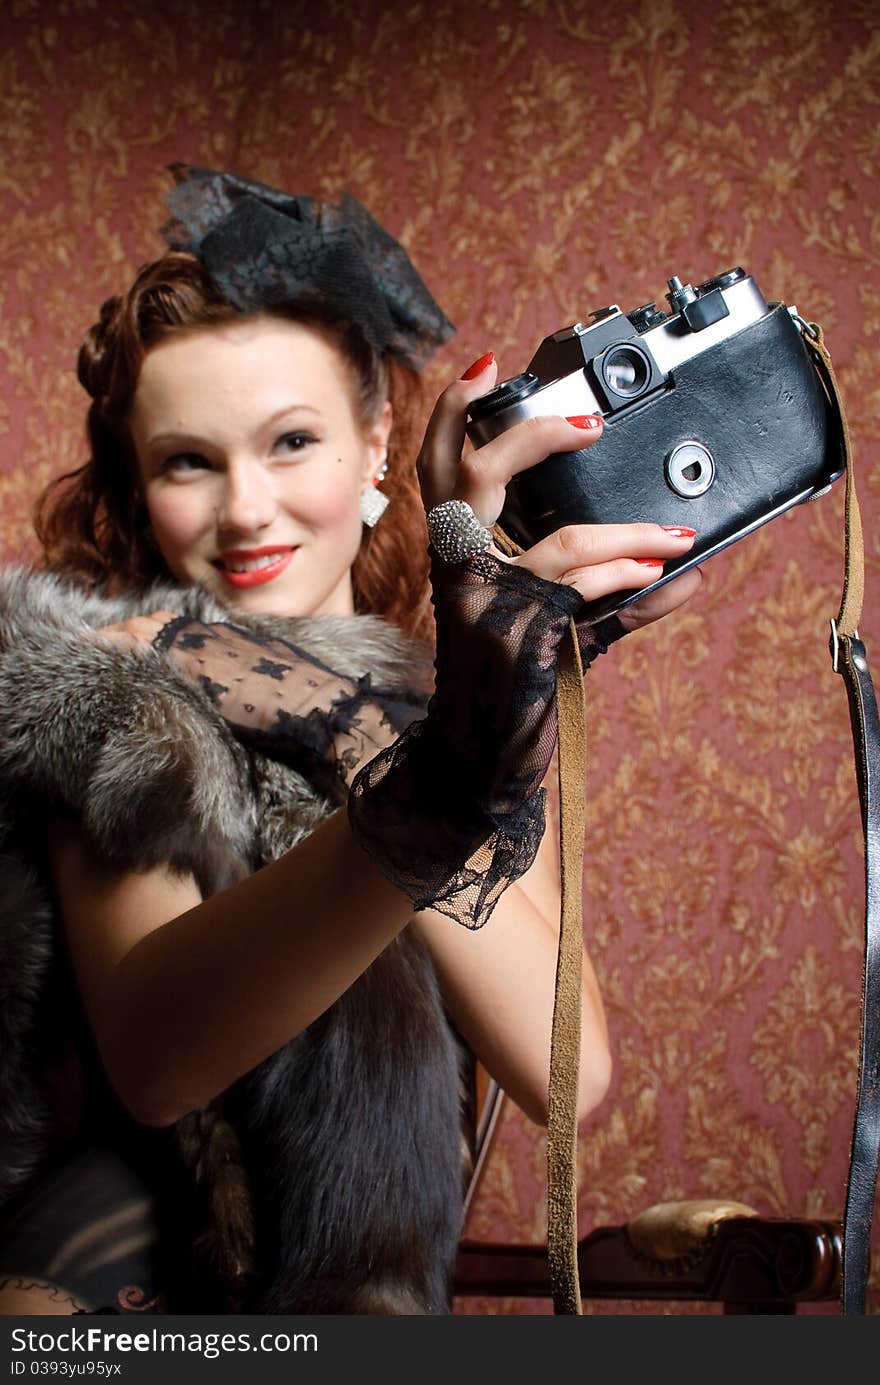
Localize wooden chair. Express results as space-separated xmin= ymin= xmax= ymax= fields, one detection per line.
xmin=455 ymin=1079 xmax=843 ymax=1315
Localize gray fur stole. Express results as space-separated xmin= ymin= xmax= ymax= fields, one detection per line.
xmin=0 ymin=568 xmax=465 ymax=1314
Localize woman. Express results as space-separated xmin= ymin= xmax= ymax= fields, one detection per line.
xmin=0 ymin=168 xmax=700 ymax=1315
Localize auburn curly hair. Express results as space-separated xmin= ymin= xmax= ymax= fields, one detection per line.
xmin=36 ymin=252 xmax=434 ymax=642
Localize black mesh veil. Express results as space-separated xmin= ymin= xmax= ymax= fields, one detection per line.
xmin=161 ymin=165 xmax=454 ymax=370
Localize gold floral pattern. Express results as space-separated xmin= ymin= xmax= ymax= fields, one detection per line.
xmin=752 ymin=946 xmax=858 ymax=1175
xmin=0 ymin=0 xmax=877 ymax=1315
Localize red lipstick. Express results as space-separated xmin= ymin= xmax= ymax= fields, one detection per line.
xmin=214 ymin=546 xmax=296 ymax=589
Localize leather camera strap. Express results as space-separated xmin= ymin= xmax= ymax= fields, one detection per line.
xmin=546 ymin=627 xmax=587 ymax=1314
xmin=804 ymin=323 xmax=878 ymax=1316
xmin=500 ymin=319 xmax=877 ymax=1317
xmin=491 ymin=525 xmax=586 ymax=1314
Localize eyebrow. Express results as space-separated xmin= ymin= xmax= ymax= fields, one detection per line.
xmin=145 ymin=404 xmax=324 ymax=452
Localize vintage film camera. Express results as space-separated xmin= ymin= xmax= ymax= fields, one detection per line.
xmin=466 ymin=268 xmax=844 ymax=622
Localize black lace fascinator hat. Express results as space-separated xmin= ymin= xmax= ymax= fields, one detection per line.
xmin=161 ymin=164 xmax=455 ymax=371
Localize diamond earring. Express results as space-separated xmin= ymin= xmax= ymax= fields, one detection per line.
xmin=360 ymin=461 xmax=389 ymax=528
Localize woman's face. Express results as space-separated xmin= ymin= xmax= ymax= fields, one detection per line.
xmin=130 ymin=317 xmax=391 ymax=617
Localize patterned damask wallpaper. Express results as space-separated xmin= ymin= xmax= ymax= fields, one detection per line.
xmin=1 ymin=0 xmax=877 ymax=1315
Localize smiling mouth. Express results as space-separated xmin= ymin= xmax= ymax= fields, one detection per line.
xmin=214 ymin=548 xmax=297 ymax=588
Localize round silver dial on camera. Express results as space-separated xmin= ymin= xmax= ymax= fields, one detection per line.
xmin=665 ymin=441 xmax=715 ymax=497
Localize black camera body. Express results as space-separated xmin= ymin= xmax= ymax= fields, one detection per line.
xmin=466 ymin=269 xmax=844 ymax=622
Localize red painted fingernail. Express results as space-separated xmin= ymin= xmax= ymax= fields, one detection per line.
xmin=461 ymin=351 xmax=495 ymax=380
xmin=566 ymin=414 xmax=603 ymax=429
xmin=635 ymin=558 xmax=665 ymax=567
xmin=661 ymin=526 xmax=696 ymax=538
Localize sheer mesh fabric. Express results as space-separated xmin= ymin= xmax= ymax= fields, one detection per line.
xmin=151 ymin=556 xmax=623 ymax=930
xmin=152 ymin=618 xmax=423 ymax=797
xmin=162 ymin=166 xmax=455 ymax=370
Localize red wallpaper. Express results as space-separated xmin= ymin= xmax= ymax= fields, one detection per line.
xmin=0 ymin=0 xmax=877 ymax=1314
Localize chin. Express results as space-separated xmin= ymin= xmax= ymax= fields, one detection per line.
xmin=181 ymin=554 xmax=355 ymax=620
xmin=216 ymin=577 xmax=348 ymax=621
xmin=218 ymin=585 xmax=311 ymax=618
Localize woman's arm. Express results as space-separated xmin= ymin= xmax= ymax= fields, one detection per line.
xmin=48 ymin=808 xmax=413 ymax=1129
xmin=69 ymin=614 xmax=611 ymax=1128
xmin=50 ymin=791 xmax=608 ymax=1132
xmin=412 ymin=813 xmax=611 ymax=1128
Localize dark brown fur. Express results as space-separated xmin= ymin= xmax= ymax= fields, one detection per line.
xmin=0 ymin=568 xmax=463 ymax=1314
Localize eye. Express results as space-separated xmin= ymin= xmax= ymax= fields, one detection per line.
xmin=160 ymin=452 xmax=210 ymax=476
xmin=274 ymin=431 xmax=317 ymax=456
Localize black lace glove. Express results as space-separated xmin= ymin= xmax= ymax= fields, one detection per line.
xmin=347 ymin=551 xmax=624 ymax=928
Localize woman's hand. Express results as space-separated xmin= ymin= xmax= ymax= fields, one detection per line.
xmin=96 ymin=611 xmax=179 ymax=651
xmin=416 ymin=352 xmax=702 ymax=633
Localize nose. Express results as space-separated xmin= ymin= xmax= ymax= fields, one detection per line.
xmin=216 ymin=460 xmax=278 ymax=537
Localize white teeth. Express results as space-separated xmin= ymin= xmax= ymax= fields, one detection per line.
xmin=219 ymin=552 xmax=287 ymax=573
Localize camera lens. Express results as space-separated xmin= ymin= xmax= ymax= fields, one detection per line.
xmin=601 ymin=344 xmax=650 ymax=398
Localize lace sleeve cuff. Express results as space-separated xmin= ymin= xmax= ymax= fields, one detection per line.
xmin=347 ymin=551 xmax=619 ymax=929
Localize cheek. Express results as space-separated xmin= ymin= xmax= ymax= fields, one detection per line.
xmin=145 ymin=490 xmax=207 ymax=569
xmin=284 ymin=465 xmax=363 ymax=533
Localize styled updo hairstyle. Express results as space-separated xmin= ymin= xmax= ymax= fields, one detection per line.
xmin=36 ymin=252 xmax=433 ymax=641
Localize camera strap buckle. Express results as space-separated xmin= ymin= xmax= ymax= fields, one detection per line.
xmin=790 ymin=308 xmax=822 ymax=343
xmin=829 ymin=617 xmax=860 ymax=674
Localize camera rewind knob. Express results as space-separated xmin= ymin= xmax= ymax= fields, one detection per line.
xmin=666 ymin=275 xmax=732 ymax=332
xmin=666 ymin=276 xmax=698 ymax=313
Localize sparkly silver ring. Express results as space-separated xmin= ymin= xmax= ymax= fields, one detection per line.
xmin=426 ymin=500 xmax=493 ymax=564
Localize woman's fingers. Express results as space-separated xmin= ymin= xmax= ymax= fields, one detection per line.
xmin=515 ymin=523 xmax=698 ymax=601
xmin=616 ymin=566 xmax=704 ymax=631
xmin=424 ymin=411 xmax=604 ymax=526
xmin=454 ymin=414 xmax=603 ymax=527
xmin=95 ymin=611 xmax=179 ymax=650
xmin=417 ymin=353 xmax=498 ymax=513
xmin=417 ymin=351 xmax=604 ymax=523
